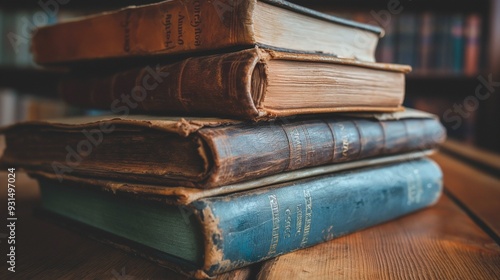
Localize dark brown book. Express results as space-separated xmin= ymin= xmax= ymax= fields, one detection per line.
xmin=60 ymin=48 xmax=411 ymax=120
xmin=0 ymin=110 xmax=445 ymax=189
xmin=32 ymin=0 xmax=383 ymax=65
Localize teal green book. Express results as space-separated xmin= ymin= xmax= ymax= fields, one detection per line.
xmin=36 ymin=157 xmax=442 ymax=279
xmin=451 ymin=14 xmax=465 ymax=74
xmin=396 ymin=14 xmax=417 ymax=67
xmin=0 ymin=10 xmax=4 ymax=65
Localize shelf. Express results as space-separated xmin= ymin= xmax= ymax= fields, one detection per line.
xmin=406 ymin=75 xmax=487 ymax=97
xmin=0 ymin=67 xmax=63 ymax=98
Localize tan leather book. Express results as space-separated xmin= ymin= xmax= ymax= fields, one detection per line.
xmin=32 ymin=0 xmax=384 ymax=65
xmin=0 ymin=110 xmax=444 ymax=189
xmin=60 ymin=48 xmax=411 ymax=120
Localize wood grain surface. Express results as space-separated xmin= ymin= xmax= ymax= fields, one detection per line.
xmin=431 ymin=152 xmax=500 ymax=237
xmin=1 ymin=151 xmax=499 ymax=279
xmin=257 ymin=195 xmax=500 ymax=280
xmin=440 ymin=139 xmax=500 ymax=173
xmin=0 ymin=172 xmax=253 ymax=280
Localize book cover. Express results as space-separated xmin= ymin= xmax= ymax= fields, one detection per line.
xmin=396 ymin=14 xmax=417 ymax=68
xmin=35 ymin=158 xmax=443 ymax=278
xmin=0 ymin=110 xmax=446 ymax=188
xmin=418 ymin=12 xmax=434 ymax=74
xmin=451 ymin=14 xmax=465 ymax=74
xmin=58 ymin=47 xmax=411 ymax=120
xmin=464 ymin=14 xmax=481 ymax=76
xmin=32 ymin=0 xmax=383 ymax=65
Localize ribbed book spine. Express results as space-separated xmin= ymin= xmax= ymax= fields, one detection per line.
xmin=201 ymin=117 xmax=445 ymax=186
xmin=192 ymin=158 xmax=443 ymax=275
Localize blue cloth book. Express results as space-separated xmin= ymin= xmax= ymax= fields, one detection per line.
xmin=35 ymin=157 xmax=442 ymax=279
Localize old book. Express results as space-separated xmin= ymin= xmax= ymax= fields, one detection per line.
xmin=0 ymin=110 xmax=445 ymax=188
xmin=34 ymin=158 xmax=443 ymax=278
xmin=59 ymin=48 xmax=411 ymax=120
xmin=32 ymin=0 xmax=383 ymax=65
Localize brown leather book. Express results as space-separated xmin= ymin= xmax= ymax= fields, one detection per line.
xmin=0 ymin=110 xmax=445 ymax=189
xmin=32 ymin=0 xmax=384 ymax=65
xmin=60 ymin=48 xmax=411 ymax=120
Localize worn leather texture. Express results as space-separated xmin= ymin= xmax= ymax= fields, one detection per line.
xmin=25 ymin=151 xmax=434 ymax=207
xmin=33 ymin=0 xmax=255 ymax=64
xmin=60 ymin=48 xmax=411 ymax=120
xmin=32 ymin=0 xmax=382 ymax=65
xmin=1 ymin=115 xmax=445 ymax=188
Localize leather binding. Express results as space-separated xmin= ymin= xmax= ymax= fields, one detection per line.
xmin=0 ymin=111 xmax=445 ymax=188
xmin=32 ymin=0 xmax=383 ymax=65
xmin=59 ymin=48 xmax=411 ymax=120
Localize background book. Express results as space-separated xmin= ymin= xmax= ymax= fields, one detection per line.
xmin=0 ymin=88 xmax=80 ymax=127
xmin=325 ymin=8 xmax=492 ymax=150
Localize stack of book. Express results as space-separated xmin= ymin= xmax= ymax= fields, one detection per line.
xmin=0 ymin=0 xmax=446 ymax=278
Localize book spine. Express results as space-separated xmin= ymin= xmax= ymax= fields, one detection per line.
xmin=464 ymin=14 xmax=481 ymax=76
xmin=60 ymin=49 xmax=262 ymax=119
xmin=396 ymin=14 xmax=416 ymax=67
xmin=193 ymin=158 xmax=443 ymax=276
xmin=0 ymin=10 xmax=4 ymax=65
xmin=376 ymin=16 xmax=395 ymax=63
xmin=198 ymin=117 xmax=446 ymax=187
xmin=2 ymin=13 xmax=17 ymax=67
xmin=433 ymin=15 xmax=450 ymax=74
xmin=32 ymin=0 xmax=255 ymax=65
xmin=451 ymin=14 xmax=465 ymax=74
xmin=418 ymin=12 xmax=434 ymax=75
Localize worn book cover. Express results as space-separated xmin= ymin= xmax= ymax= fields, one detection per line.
xmin=32 ymin=0 xmax=384 ymax=65
xmin=0 ymin=110 xmax=445 ymax=188
xmin=34 ymin=158 xmax=443 ymax=279
xmin=59 ymin=48 xmax=411 ymax=120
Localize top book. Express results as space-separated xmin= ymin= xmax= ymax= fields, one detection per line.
xmin=32 ymin=0 xmax=384 ymax=65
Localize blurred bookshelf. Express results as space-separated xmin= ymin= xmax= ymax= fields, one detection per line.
xmin=303 ymin=0 xmax=500 ymax=153
xmin=0 ymin=0 xmax=499 ymax=152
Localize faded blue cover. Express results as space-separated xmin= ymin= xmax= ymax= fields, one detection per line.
xmin=193 ymin=158 xmax=442 ymax=275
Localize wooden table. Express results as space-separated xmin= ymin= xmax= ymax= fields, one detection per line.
xmin=1 ymin=149 xmax=499 ymax=279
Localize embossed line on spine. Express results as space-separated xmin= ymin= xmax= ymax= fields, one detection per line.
xmin=379 ymin=121 xmax=388 ymax=155
xmin=177 ymin=58 xmax=192 ymax=112
xmin=351 ymin=120 xmax=364 ymax=159
xmin=279 ymin=121 xmax=293 ymax=173
xmin=230 ymin=0 xmax=243 ymax=44
xmin=303 ymin=125 xmax=313 ymax=167
xmin=210 ymin=129 xmax=234 ymax=185
xmin=323 ymin=120 xmax=337 ymax=162
xmin=228 ymin=55 xmax=258 ymax=117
